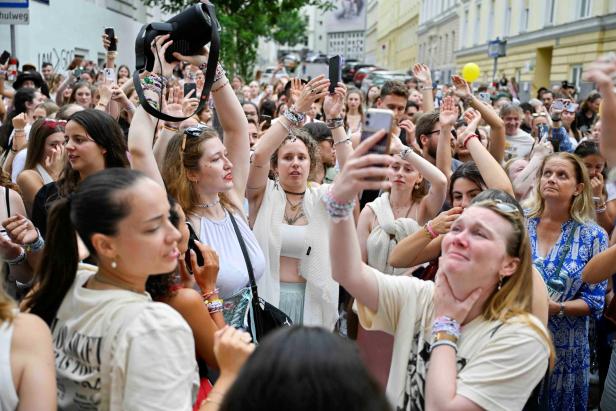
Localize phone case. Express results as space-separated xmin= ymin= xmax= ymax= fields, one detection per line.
xmin=361 ymin=109 xmax=394 ymax=155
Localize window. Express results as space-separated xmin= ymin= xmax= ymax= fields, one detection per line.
xmin=520 ymin=0 xmax=529 ymax=33
xmin=473 ymin=4 xmax=481 ymax=45
xmin=571 ymin=65 xmax=583 ymax=87
xmin=461 ymin=9 xmax=469 ymax=48
xmin=577 ymin=0 xmax=591 ymax=18
xmin=503 ymin=1 xmax=511 ymax=37
xmin=487 ymin=0 xmax=495 ymax=40
xmin=545 ymin=0 xmax=556 ymax=25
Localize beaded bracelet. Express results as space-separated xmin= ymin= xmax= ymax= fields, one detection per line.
xmin=23 ymin=229 xmax=44 ymax=254
xmin=322 ymin=187 xmax=355 ymax=222
xmin=205 ymin=298 xmax=224 ymax=314
xmin=326 ymin=117 xmax=344 ymax=129
xmin=463 ymin=133 xmax=479 ymax=149
xmin=333 ymin=137 xmax=352 ymax=147
xmin=424 ymin=221 xmax=438 ymax=239
xmin=432 ymin=315 xmax=461 ymax=340
xmin=202 ymin=288 xmax=220 ymax=301
xmin=283 ymin=106 xmax=305 ymax=126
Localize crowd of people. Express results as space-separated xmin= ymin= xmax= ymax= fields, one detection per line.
xmin=0 ymin=25 xmax=616 ymax=411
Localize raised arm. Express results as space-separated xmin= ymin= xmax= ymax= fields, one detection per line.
xmin=437 ymin=96 xmax=456 ymax=180
xmin=452 ymin=75 xmax=505 ymax=163
xmin=405 ymin=148 xmax=447 ymax=224
xmin=583 ymin=58 xmax=616 ymax=166
xmin=458 ymin=110 xmax=514 ymax=196
xmin=323 ymin=82 xmax=354 ymax=168
xmin=246 ymin=76 xmax=329 ymax=219
xmin=511 ymin=141 xmax=551 ymax=200
xmin=329 ymin=131 xmax=394 ymax=312
xmin=414 ymin=64 xmax=434 ymax=113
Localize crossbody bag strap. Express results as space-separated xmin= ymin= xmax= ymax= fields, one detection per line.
xmin=132 ymin=2 xmax=220 ymax=123
xmin=553 ymin=221 xmax=578 ymax=275
xmin=5 ymin=186 xmax=10 ymax=217
xmin=228 ymin=213 xmax=259 ymax=300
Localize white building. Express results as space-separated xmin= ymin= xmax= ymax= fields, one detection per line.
xmin=0 ymin=0 xmax=168 ymax=73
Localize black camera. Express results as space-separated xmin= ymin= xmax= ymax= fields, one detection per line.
xmin=133 ymin=1 xmax=221 ymax=122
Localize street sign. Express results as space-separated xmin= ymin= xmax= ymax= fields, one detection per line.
xmin=0 ymin=0 xmax=29 ymax=25
xmin=488 ymin=39 xmax=507 ymax=58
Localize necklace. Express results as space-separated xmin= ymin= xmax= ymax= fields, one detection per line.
xmin=283 ymin=188 xmax=306 ymax=196
xmin=196 ymin=198 xmax=220 ymax=208
xmin=286 ymin=196 xmax=303 ymax=211
xmin=93 ymin=272 xmax=145 ymax=294
xmin=284 ymin=207 xmax=305 ymax=225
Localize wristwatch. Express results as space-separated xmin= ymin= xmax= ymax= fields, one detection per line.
xmin=551 ymin=114 xmax=561 ymax=122
xmin=557 ymin=302 xmax=565 ymax=318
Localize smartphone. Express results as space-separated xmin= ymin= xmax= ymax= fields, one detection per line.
xmin=73 ymin=68 xmax=84 ymax=78
xmin=552 ymin=100 xmax=564 ymax=111
xmin=184 ymin=224 xmax=204 ymax=274
xmin=478 ymin=92 xmax=491 ymax=104
xmin=103 ymin=67 xmax=115 ymax=82
xmin=361 ymin=109 xmax=394 ymax=155
xmin=104 ymin=27 xmax=117 ymax=52
xmin=184 ymin=82 xmax=197 ymax=97
xmin=328 ymin=55 xmax=342 ymax=94
xmin=0 ymin=51 xmax=9 ymax=65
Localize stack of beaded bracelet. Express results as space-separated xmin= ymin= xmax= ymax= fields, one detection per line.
xmin=326 ymin=117 xmax=344 ymax=129
xmin=593 ymin=196 xmax=607 ymax=214
xmin=202 ymin=288 xmax=223 ymax=314
xmin=430 ymin=315 xmax=461 ymax=353
xmin=322 ymin=187 xmax=355 ymax=222
xmin=141 ymin=74 xmax=168 ymax=110
xmin=24 ymin=229 xmax=44 ymax=254
xmin=6 ymin=248 xmax=26 ymax=266
xmin=283 ymin=105 xmax=305 ymax=126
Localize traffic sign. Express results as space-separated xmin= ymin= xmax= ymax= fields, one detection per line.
xmin=0 ymin=0 xmax=29 ymax=25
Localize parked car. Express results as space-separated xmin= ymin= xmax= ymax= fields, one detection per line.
xmin=306 ymin=53 xmax=329 ymax=64
xmin=259 ymin=66 xmax=289 ymax=85
xmin=360 ymin=70 xmax=411 ymax=95
xmin=353 ymin=66 xmax=383 ymax=88
xmin=342 ymin=63 xmax=375 ymax=83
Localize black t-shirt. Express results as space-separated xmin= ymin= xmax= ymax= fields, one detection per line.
xmin=32 ymin=182 xmax=60 ymax=239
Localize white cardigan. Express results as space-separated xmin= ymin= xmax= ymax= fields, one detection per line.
xmin=253 ymin=179 xmax=339 ymax=329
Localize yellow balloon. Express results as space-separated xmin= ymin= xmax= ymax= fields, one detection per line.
xmin=462 ymin=63 xmax=481 ymax=83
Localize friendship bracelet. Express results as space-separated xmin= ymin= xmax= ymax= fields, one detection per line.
xmin=424 ymin=221 xmax=438 ymax=239
xmin=202 ymin=288 xmax=220 ymax=301
xmin=400 ymin=146 xmax=413 ymax=162
xmin=430 ymin=339 xmax=458 ymax=353
xmin=432 ymin=315 xmax=461 ymax=340
xmin=326 ymin=117 xmax=344 ymax=129
xmin=333 ymin=137 xmax=351 ymax=147
xmin=6 ymin=248 xmax=26 ymax=266
xmin=283 ymin=107 xmax=305 ymax=126
xmin=463 ymin=133 xmax=479 ymax=149
xmin=23 ymin=229 xmax=44 ymax=253
xmin=211 ymin=79 xmax=229 ymax=93
xmin=322 ymin=187 xmax=355 ymax=222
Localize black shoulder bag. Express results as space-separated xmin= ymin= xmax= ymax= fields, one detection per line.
xmin=228 ymin=213 xmax=292 ymax=343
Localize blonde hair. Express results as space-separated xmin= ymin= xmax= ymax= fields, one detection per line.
xmin=0 ymin=267 xmax=16 ymax=323
xmin=471 ymin=201 xmax=555 ymax=368
xmin=525 ymin=152 xmax=595 ymax=223
xmin=162 ymin=129 xmax=236 ymax=214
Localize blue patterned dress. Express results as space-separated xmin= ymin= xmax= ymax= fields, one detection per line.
xmin=526 ymin=217 xmax=608 ymax=411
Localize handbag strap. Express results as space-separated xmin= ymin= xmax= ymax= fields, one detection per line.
xmin=552 ymin=221 xmax=578 ymax=275
xmin=228 ymin=213 xmax=259 ymax=300
xmin=132 ymin=2 xmax=220 ymax=123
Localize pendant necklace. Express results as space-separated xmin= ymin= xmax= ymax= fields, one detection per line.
xmin=196 ymin=198 xmax=220 ymax=208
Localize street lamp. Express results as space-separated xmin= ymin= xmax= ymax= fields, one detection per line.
xmin=488 ymin=38 xmax=507 ymax=81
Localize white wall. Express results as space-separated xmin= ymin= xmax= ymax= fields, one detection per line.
xmin=0 ymin=0 xmax=167 ymax=73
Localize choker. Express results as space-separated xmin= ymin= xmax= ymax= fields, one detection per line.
xmin=93 ymin=273 xmax=145 ymax=294
xmin=283 ymin=189 xmax=306 ymax=196
xmin=196 ymin=198 xmax=220 ymax=208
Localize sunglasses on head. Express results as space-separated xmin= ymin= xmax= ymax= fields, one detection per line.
xmin=182 ymin=123 xmax=213 ymax=151
xmin=473 ymin=199 xmax=521 ymax=215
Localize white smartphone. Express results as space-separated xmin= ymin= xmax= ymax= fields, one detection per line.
xmin=361 ymin=108 xmax=394 ymax=155
xmin=103 ymin=67 xmax=115 ymax=82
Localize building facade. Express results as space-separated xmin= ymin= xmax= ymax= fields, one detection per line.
xmin=455 ymin=0 xmax=616 ymax=100
xmin=325 ymin=0 xmax=367 ymax=61
xmin=374 ymin=0 xmax=420 ymax=70
xmin=0 ymin=0 xmax=167 ymax=73
xmin=417 ymin=0 xmax=459 ymax=84
xmin=364 ymin=0 xmax=378 ymax=64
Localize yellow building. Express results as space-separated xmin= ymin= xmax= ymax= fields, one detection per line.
xmin=455 ymin=0 xmax=616 ymax=100
xmin=369 ymin=0 xmax=421 ymax=70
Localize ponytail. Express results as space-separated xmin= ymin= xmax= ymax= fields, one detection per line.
xmin=23 ymin=198 xmax=79 ymax=326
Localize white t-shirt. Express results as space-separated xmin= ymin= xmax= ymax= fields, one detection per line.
xmin=357 ymin=267 xmax=549 ymax=411
xmin=11 ymin=149 xmax=27 ymax=183
xmin=52 ymin=265 xmax=199 ymax=411
xmin=504 ymin=129 xmax=535 ymax=161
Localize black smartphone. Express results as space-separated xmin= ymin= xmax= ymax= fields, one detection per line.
xmin=104 ymin=27 xmax=117 ymax=52
xmin=0 ymin=51 xmax=10 ymax=65
xmin=184 ymin=82 xmax=197 ymax=97
xmin=328 ymin=55 xmax=342 ymax=94
xmin=184 ymin=224 xmax=204 ymax=274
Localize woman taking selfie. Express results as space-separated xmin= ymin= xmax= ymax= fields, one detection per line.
xmin=328 ymin=132 xmax=552 ymax=410
xmin=246 ymin=76 xmax=351 ymax=328
xmin=22 ymin=168 xmax=199 ymax=410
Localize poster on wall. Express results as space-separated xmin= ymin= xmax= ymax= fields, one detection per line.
xmin=325 ymin=0 xmax=366 ymax=33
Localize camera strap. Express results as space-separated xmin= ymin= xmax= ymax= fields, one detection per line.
xmin=132 ymin=2 xmax=220 ymax=123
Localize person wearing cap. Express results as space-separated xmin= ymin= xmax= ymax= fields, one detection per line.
xmin=560 ymin=80 xmax=577 ymax=101
xmin=12 ymin=71 xmax=50 ymax=99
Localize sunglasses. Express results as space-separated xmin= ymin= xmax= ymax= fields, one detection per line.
xmin=43 ymin=118 xmax=67 ymax=128
xmin=532 ymin=113 xmax=547 ymax=118
xmin=182 ymin=123 xmax=213 ymax=151
xmin=473 ymin=199 xmax=521 ymax=215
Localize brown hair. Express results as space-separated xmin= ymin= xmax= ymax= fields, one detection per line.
xmin=162 ymin=128 xmax=236 ymax=214
xmin=24 ymin=118 xmax=65 ymax=170
xmin=414 ymin=111 xmax=440 ymax=148
xmin=271 ymin=128 xmax=318 ymax=175
xmin=0 ymin=271 xmax=16 ymax=323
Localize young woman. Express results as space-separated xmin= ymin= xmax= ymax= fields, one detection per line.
xmin=525 ymin=152 xmax=608 ymax=410
xmin=68 ymin=81 xmax=93 ymax=109
xmin=31 ymin=109 xmax=129 ymax=237
xmin=328 ymin=132 xmax=552 ymax=410
xmin=130 ymin=35 xmax=257 ymax=323
xmin=366 ymin=85 xmax=380 ymax=109
xmin=357 ymin=142 xmax=447 ymax=274
xmin=0 ymin=277 xmax=55 ymax=411
xmin=576 ymin=92 xmax=601 ymax=134
xmin=16 ymin=118 xmax=65 ymax=215
xmin=117 ymin=64 xmax=130 ymax=82
xmin=22 ymin=168 xmax=199 ymax=410
xmin=246 ymin=76 xmax=351 ymax=328
xmin=344 ymin=88 xmax=364 ymax=136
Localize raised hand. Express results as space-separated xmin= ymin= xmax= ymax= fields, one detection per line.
xmin=293 ymin=75 xmax=330 ymax=113
xmin=151 ymin=34 xmax=176 ymax=78
xmin=289 ymin=77 xmax=303 ymax=105
xmin=190 ymin=240 xmax=220 ymax=293
xmin=413 ymin=63 xmax=432 ymax=86
xmin=451 ymin=75 xmax=471 ymax=99
xmin=2 ymin=215 xmax=39 ymax=245
xmin=429 ymin=207 xmax=463 ymax=236
xmin=172 ymin=46 xmax=209 ymax=68
xmin=583 ymin=56 xmax=616 ymax=89
xmin=439 ymin=96 xmax=458 ymax=127
xmin=323 ymin=82 xmax=347 ymax=119
xmin=12 ymin=112 xmax=27 ymax=130
xmin=43 ymin=144 xmax=65 ymax=179
xmin=330 ymin=130 xmax=394 ymax=203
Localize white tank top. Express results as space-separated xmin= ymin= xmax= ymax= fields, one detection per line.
xmin=0 ymin=312 xmax=19 ymax=411
xmin=198 ymin=210 xmax=266 ymax=299
xmin=280 ymin=224 xmax=308 ymax=259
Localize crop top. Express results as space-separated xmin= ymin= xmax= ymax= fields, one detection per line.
xmin=280 ymin=224 xmax=308 ymax=259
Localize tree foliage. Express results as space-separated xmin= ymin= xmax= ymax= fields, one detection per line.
xmin=141 ymin=0 xmax=334 ymax=80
